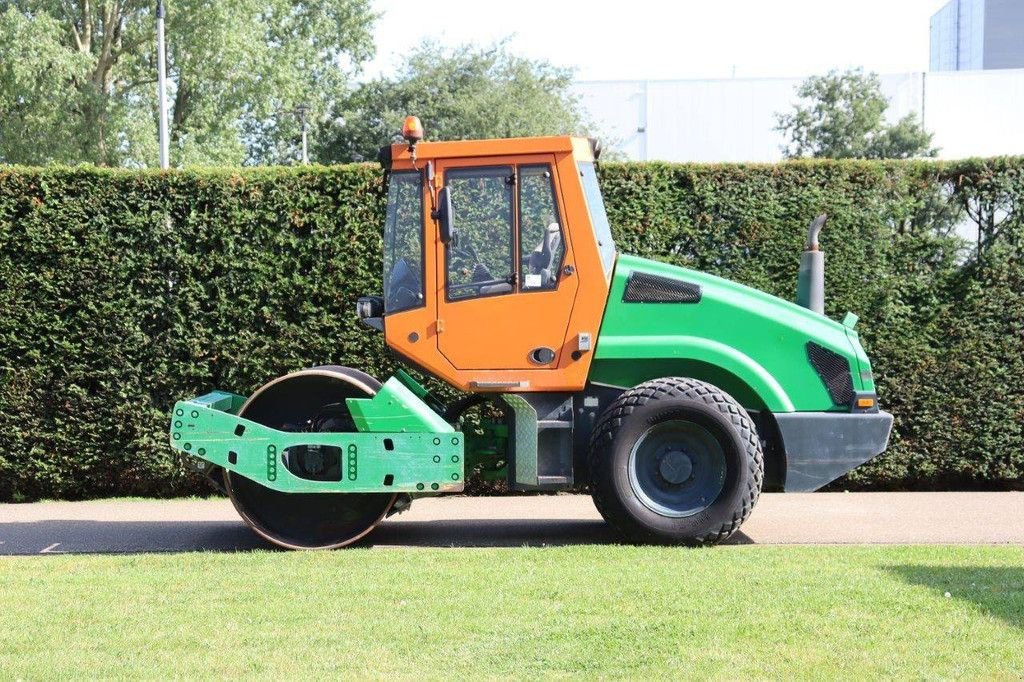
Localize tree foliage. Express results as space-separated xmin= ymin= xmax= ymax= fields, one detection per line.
xmin=0 ymin=0 xmax=376 ymax=166
xmin=776 ymin=68 xmax=937 ymax=160
xmin=0 ymin=9 xmax=93 ymax=165
xmin=318 ymin=42 xmax=588 ymax=163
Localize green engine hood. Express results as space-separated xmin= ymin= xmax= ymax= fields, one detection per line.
xmin=590 ymin=254 xmax=874 ymax=413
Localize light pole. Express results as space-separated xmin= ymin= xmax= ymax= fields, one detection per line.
xmin=156 ymin=0 xmax=170 ymax=169
xmin=295 ymin=103 xmax=310 ymax=164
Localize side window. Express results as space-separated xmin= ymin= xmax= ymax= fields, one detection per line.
xmin=445 ymin=167 xmax=515 ymax=301
xmin=578 ymin=161 xmax=615 ymax=277
xmin=382 ymin=171 xmax=424 ymax=313
xmin=518 ymin=165 xmax=564 ymax=291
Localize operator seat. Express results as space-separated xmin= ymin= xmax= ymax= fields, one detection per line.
xmin=477 ymin=223 xmax=561 ymax=296
xmin=527 ymin=223 xmax=561 ymax=287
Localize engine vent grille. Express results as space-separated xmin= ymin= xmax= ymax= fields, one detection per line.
xmin=623 ymin=272 xmax=702 ymax=303
xmin=806 ymin=342 xmax=855 ymax=407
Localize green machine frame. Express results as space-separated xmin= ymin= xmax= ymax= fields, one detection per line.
xmin=169 ymin=375 xmax=465 ymax=494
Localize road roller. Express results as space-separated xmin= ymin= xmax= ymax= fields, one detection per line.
xmin=169 ymin=117 xmax=894 ymax=549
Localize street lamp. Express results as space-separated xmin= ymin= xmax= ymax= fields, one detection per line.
xmin=156 ymin=0 xmax=169 ymax=169
xmin=294 ymin=103 xmax=311 ymax=164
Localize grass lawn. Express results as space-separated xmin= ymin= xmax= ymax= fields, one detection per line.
xmin=1 ymin=545 xmax=1022 ymax=679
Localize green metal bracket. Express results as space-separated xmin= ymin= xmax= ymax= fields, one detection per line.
xmin=394 ymin=368 xmax=430 ymax=401
xmin=169 ymin=390 xmax=464 ymax=494
xmin=189 ymin=390 xmax=247 ymax=414
xmin=346 ymin=377 xmax=452 ymax=433
xmin=393 ymin=368 xmax=447 ymax=415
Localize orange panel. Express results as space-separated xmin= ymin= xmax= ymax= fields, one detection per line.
xmin=434 ymin=155 xmax=577 ymax=371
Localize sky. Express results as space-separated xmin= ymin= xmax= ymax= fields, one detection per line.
xmin=366 ymin=0 xmax=952 ymax=82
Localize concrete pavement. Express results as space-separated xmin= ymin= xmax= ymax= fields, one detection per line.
xmin=1 ymin=492 xmax=1022 ymax=554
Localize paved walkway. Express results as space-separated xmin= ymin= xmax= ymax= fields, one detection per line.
xmin=1 ymin=492 xmax=1022 ymax=554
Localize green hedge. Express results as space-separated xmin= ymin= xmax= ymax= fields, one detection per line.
xmin=0 ymin=159 xmax=1021 ymax=501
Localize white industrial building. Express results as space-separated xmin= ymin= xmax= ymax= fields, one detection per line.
xmin=574 ymin=69 xmax=1024 ymax=162
xmin=930 ymin=0 xmax=1024 ymax=71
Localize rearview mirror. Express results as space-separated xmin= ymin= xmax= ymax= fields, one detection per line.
xmin=433 ymin=186 xmax=454 ymax=244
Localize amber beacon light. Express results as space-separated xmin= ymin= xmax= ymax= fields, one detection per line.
xmin=402 ymin=115 xmax=424 ymax=148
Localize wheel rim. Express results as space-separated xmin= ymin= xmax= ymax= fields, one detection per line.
xmin=627 ymin=419 xmax=727 ymax=518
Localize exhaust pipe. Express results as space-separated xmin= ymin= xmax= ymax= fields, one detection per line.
xmin=796 ymin=214 xmax=827 ymax=315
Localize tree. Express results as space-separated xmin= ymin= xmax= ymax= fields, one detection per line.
xmin=0 ymin=1 xmax=376 ymax=166
xmin=318 ymin=42 xmax=589 ymax=163
xmin=776 ymin=68 xmax=937 ymax=160
xmin=0 ymin=9 xmax=93 ymax=165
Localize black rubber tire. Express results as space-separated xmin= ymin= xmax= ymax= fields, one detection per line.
xmin=588 ymin=377 xmax=764 ymax=545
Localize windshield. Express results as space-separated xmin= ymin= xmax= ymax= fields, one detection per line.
xmin=578 ymin=161 xmax=616 ymax=277
xmin=383 ymin=171 xmax=424 ymax=313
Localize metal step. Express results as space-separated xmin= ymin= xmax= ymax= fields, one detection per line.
xmin=501 ymin=394 xmax=575 ymax=491
xmin=536 ymin=475 xmax=572 ymax=487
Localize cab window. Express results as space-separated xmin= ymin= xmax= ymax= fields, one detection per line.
xmin=382 ymin=171 xmax=424 ymax=313
xmin=445 ymin=167 xmax=515 ymax=301
xmin=518 ymin=165 xmax=564 ymax=291
xmin=578 ymin=161 xmax=615 ymax=277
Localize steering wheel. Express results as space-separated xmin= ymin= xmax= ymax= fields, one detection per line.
xmin=446 ymin=237 xmax=513 ymax=297
xmin=385 ymin=257 xmax=423 ymax=311
xmin=448 ymin=239 xmax=483 ymax=275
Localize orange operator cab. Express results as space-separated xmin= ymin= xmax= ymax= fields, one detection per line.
xmin=376 ymin=132 xmax=613 ymax=393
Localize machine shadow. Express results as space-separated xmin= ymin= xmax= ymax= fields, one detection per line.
xmin=0 ymin=518 xmax=756 ymax=554
xmin=886 ymin=564 xmax=1024 ymax=629
xmin=372 ymin=518 xmax=619 ymax=547
xmin=0 ymin=520 xmax=274 ymax=555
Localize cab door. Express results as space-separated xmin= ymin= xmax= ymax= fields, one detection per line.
xmin=435 ymin=156 xmax=578 ymax=371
